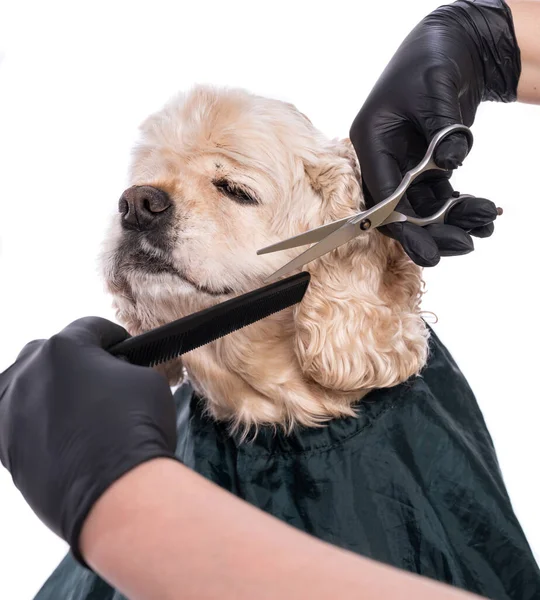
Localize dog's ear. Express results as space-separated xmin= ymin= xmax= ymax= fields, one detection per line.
xmin=293 ymin=139 xmax=429 ymax=392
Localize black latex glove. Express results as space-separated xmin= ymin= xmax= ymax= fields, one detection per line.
xmin=350 ymin=0 xmax=521 ymax=266
xmin=0 ymin=317 xmax=177 ymax=566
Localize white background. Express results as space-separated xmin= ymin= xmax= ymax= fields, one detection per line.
xmin=0 ymin=1 xmax=538 ymax=598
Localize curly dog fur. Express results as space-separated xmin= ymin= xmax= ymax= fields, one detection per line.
xmin=102 ymin=85 xmax=429 ymax=435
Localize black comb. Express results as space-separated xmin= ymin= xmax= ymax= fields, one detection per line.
xmin=108 ymin=271 xmax=310 ymax=367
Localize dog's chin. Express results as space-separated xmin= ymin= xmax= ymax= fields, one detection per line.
xmin=172 ymin=269 xmax=234 ymax=297
xmin=133 ymin=263 xmax=234 ymax=298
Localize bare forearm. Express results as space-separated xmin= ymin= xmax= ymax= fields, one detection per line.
xmin=80 ymin=458 xmax=483 ymax=600
xmin=508 ymin=1 xmax=540 ymax=103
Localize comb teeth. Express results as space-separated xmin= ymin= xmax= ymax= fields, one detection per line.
xmin=109 ymin=272 xmax=310 ymax=367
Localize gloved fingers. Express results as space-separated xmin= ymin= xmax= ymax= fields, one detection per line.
xmin=427 ymin=173 xmax=455 ymax=204
xmin=15 ymin=339 xmax=46 ymax=362
xmin=424 ymin=223 xmax=474 ymax=256
xmin=384 ymin=221 xmax=441 ymax=267
xmin=445 ymin=197 xmax=499 ymax=230
xmin=351 ymin=120 xmax=407 ymax=207
xmin=57 ymin=317 xmax=130 ymax=350
xmin=469 ymin=223 xmax=495 ymax=238
xmin=0 ymin=341 xmax=45 ymax=398
xmin=370 ymin=183 xmax=442 ymax=267
xmin=433 ymin=132 xmax=471 ymax=170
xmin=360 ymin=151 xmax=405 ymax=207
xmin=414 ymin=89 xmax=473 ymax=169
xmin=407 ymin=179 xmax=452 ymax=216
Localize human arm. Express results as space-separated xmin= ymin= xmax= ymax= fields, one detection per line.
xmin=0 ymin=317 xmax=484 ymax=599
xmin=81 ymin=457 xmax=483 ymax=600
xmin=508 ymin=1 xmax=540 ymax=103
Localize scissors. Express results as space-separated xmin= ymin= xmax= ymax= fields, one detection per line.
xmin=258 ymin=123 xmax=477 ymax=282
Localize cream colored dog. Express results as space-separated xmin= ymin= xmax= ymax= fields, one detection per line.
xmin=102 ymin=85 xmax=428 ymax=435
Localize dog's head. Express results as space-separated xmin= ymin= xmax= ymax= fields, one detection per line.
xmin=102 ymin=85 xmax=428 ymax=430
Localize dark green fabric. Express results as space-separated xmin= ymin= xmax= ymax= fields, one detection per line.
xmin=34 ymin=329 xmax=540 ymax=600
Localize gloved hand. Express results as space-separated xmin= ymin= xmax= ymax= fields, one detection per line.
xmin=0 ymin=317 xmax=177 ymax=566
xmin=350 ymin=0 xmax=521 ymax=266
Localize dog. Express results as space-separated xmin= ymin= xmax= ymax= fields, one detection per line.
xmin=102 ymin=85 xmax=428 ymax=435
xmin=37 ymin=88 xmax=538 ymax=599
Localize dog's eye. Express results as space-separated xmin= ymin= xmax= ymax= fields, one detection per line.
xmin=214 ymin=179 xmax=258 ymax=206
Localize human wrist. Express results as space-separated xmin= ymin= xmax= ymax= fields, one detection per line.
xmin=506 ymin=1 xmax=540 ymax=104
xmin=431 ymin=0 xmax=521 ymax=102
xmin=70 ymin=449 xmax=178 ymax=568
xmin=79 ymin=458 xmax=179 ymax=569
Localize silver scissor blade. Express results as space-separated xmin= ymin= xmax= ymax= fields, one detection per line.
xmin=264 ymin=221 xmax=359 ymax=282
xmin=379 ymin=211 xmax=408 ymax=225
xmin=257 ymin=215 xmax=352 ymax=255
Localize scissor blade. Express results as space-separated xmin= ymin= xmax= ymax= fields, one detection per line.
xmin=257 ymin=215 xmax=352 ymax=255
xmin=264 ymin=221 xmax=359 ymax=282
xmin=379 ymin=211 xmax=408 ymax=226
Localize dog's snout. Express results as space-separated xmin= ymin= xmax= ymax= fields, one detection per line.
xmin=119 ymin=186 xmax=172 ymax=231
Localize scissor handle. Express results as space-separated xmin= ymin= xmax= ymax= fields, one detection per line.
xmin=350 ymin=123 xmax=473 ymax=230
xmin=409 ymin=194 xmax=474 ymax=227
xmin=410 ymin=123 xmax=473 ymax=179
xmin=383 ymin=194 xmax=475 ymax=227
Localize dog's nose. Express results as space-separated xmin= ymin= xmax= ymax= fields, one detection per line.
xmin=119 ymin=186 xmax=172 ymax=231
